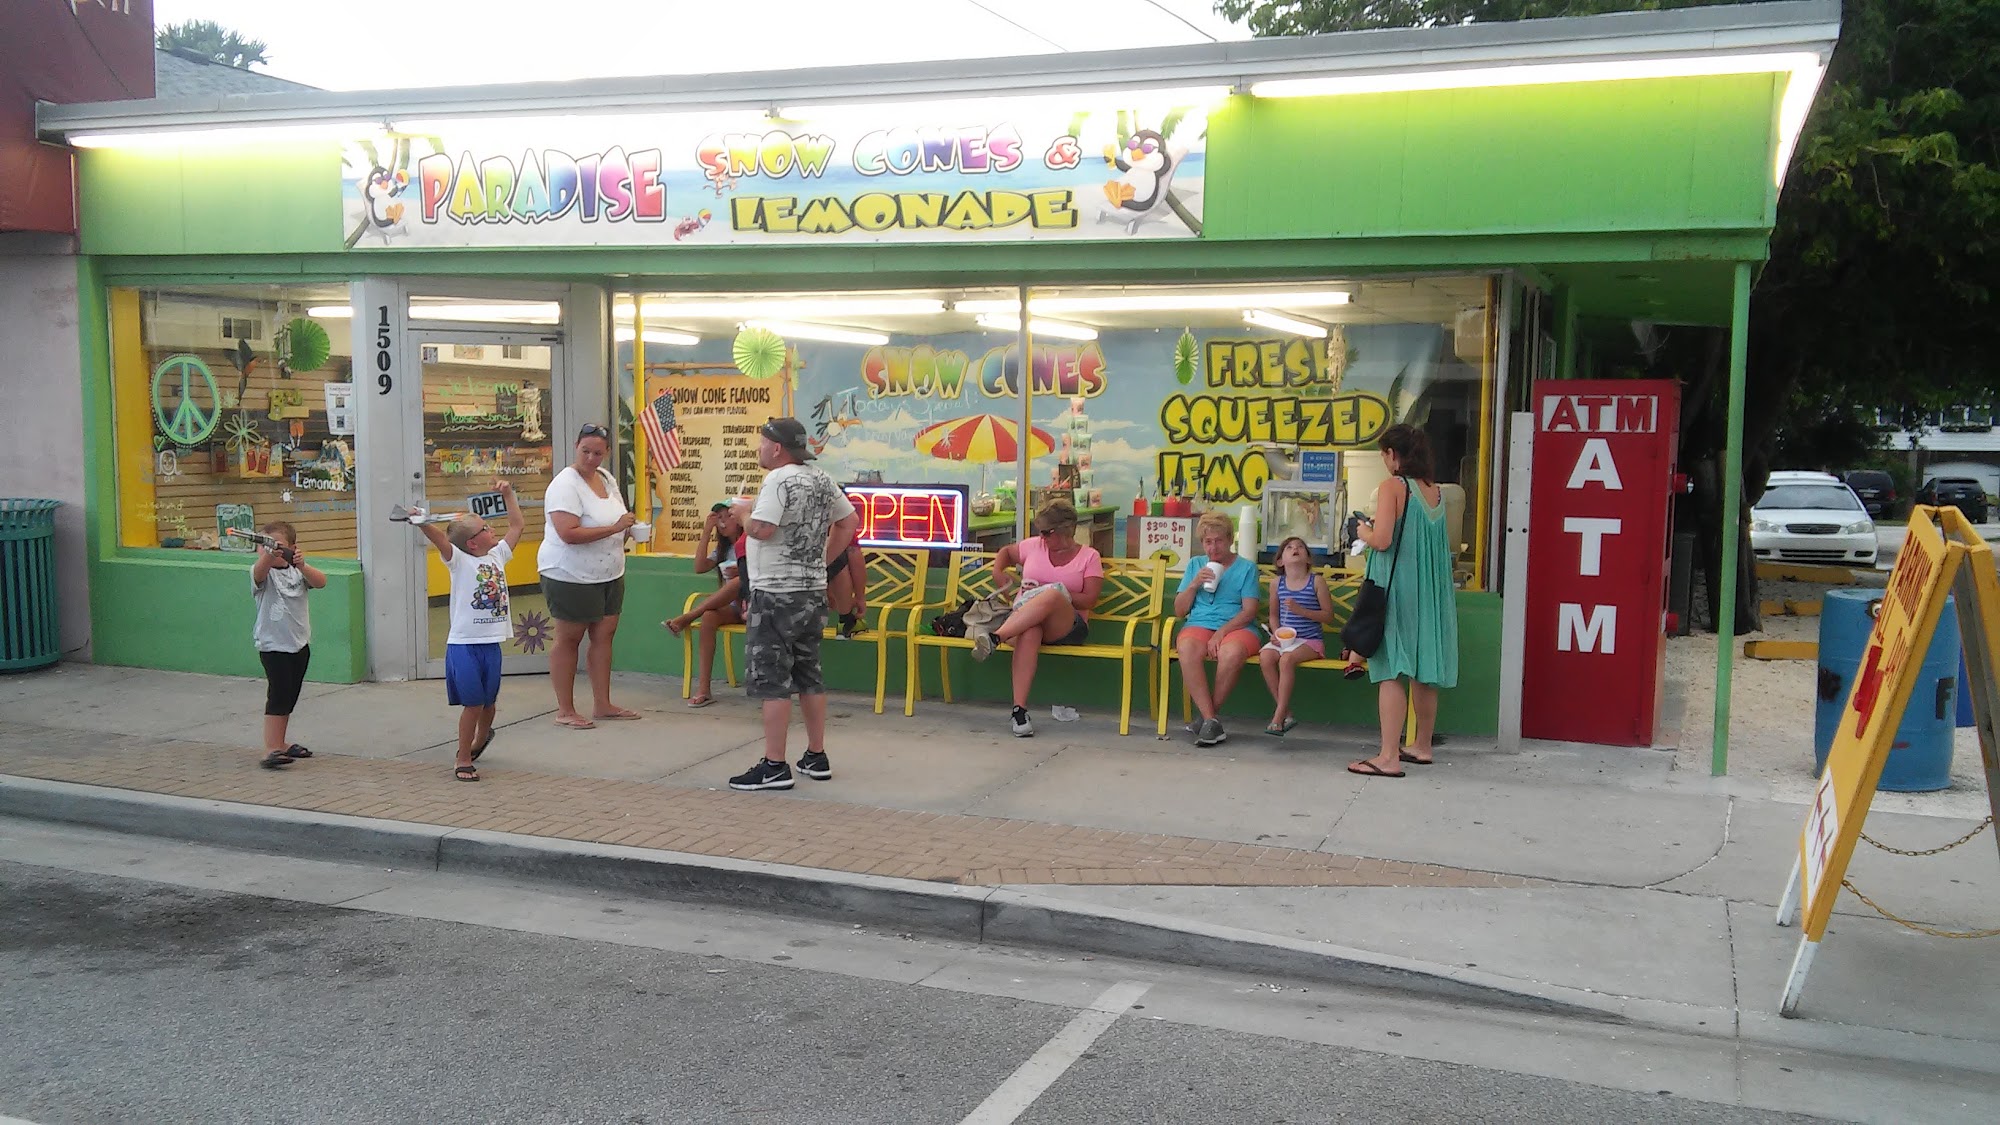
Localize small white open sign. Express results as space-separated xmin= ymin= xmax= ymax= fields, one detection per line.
xmin=466 ymin=491 xmax=508 ymax=518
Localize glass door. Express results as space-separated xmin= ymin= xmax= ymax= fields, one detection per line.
xmin=410 ymin=329 xmax=563 ymax=677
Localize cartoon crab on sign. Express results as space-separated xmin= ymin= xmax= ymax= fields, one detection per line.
xmin=512 ymin=609 xmax=553 ymax=655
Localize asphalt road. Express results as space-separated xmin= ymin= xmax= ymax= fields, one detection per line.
xmin=0 ymin=847 xmax=1846 ymax=1125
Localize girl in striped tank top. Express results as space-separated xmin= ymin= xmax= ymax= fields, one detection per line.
xmin=1261 ymin=536 xmax=1334 ymax=735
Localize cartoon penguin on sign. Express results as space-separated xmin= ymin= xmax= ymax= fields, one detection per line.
xmin=359 ymin=165 xmax=410 ymax=244
xmin=1098 ymin=129 xmax=1179 ymax=235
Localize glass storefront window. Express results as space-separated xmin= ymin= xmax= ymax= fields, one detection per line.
xmin=111 ymin=285 xmax=361 ymax=557
xmin=610 ymin=275 xmax=1497 ymax=586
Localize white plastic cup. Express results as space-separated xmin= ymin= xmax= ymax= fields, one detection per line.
xmin=1201 ymin=560 xmax=1224 ymax=591
xmin=629 ymin=522 xmax=652 ymax=540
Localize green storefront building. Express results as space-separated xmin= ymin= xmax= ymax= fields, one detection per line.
xmin=34 ymin=2 xmax=1839 ymax=744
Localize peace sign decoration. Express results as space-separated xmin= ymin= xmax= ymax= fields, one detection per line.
xmin=151 ymin=354 xmax=222 ymax=445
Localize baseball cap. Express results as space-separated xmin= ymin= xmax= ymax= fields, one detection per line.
xmin=760 ymin=417 xmax=816 ymax=460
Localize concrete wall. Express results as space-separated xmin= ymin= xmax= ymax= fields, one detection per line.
xmin=0 ymin=236 xmax=90 ymax=658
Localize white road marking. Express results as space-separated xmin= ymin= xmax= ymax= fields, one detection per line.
xmin=1 ymin=1116 xmax=50 ymax=1124
xmin=959 ymin=979 xmax=1152 ymax=1125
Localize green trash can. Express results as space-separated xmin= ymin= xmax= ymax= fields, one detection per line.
xmin=0 ymin=499 xmax=63 ymax=672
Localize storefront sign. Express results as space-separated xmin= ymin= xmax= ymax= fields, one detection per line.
xmin=645 ymin=372 xmax=777 ymax=555
xmin=844 ymin=484 xmax=968 ymax=550
xmin=1155 ymin=336 xmax=1389 ymax=504
xmin=1520 ymin=381 xmax=1679 ymax=746
xmin=341 ymin=100 xmax=1212 ymax=249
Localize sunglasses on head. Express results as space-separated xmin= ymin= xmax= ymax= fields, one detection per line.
xmin=577 ymin=423 xmax=611 ymax=440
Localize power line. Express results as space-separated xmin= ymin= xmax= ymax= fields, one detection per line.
xmin=963 ymin=0 xmax=1069 ymax=52
xmin=1140 ymin=0 xmax=1220 ymax=41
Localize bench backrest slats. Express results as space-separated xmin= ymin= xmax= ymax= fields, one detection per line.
xmin=860 ymin=548 xmax=929 ymax=608
xmin=942 ymin=551 xmax=1164 ymax=623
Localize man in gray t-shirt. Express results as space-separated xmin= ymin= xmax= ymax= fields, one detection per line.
xmin=728 ymin=418 xmax=858 ymax=792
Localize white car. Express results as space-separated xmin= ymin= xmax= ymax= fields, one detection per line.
xmin=1751 ymin=471 xmax=1877 ymax=566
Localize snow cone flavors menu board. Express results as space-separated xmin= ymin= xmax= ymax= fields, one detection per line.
xmin=643 ymin=372 xmax=776 ymax=556
xmin=340 ymin=98 xmax=1213 ymax=248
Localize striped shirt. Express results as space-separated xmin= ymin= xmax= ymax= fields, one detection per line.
xmin=1274 ymin=571 xmax=1324 ymax=642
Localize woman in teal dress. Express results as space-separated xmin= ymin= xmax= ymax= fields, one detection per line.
xmin=1348 ymin=424 xmax=1458 ymax=778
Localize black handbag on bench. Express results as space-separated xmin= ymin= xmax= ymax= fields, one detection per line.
xmin=1340 ymin=476 xmax=1409 ymax=659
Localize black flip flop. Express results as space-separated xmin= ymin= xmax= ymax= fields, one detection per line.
xmin=471 ymin=731 xmax=493 ymax=761
xmin=259 ymin=751 xmax=292 ymax=770
xmin=454 ymin=764 xmax=480 ymax=782
xmin=1347 ymin=759 xmax=1405 ymax=778
xmin=1398 ymin=752 xmax=1433 ymax=766
xmin=283 ymin=743 xmax=312 ymax=759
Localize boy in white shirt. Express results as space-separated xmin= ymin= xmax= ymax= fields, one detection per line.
xmin=250 ymin=521 xmax=327 ymax=770
xmin=411 ymin=480 xmax=525 ymax=781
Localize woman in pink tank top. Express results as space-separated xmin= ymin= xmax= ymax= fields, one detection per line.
xmin=977 ymin=499 xmax=1104 ymax=737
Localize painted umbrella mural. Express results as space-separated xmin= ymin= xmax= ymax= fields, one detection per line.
xmin=913 ymin=414 xmax=1055 ymax=464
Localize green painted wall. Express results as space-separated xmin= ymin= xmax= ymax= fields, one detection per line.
xmin=89 ymin=554 xmax=369 ymax=682
xmin=1205 ymin=75 xmax=1779 ymax=240
xmin=78 ymin=75 xmax=1780 ymax=265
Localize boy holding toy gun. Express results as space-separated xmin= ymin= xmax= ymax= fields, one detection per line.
xmin=247 ymin=522 xmax=327 ymax=770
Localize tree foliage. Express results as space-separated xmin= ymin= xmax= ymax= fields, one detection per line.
xmin=155 ymin=19 xmax=270 ymax=70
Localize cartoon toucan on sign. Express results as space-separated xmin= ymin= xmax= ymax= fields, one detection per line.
xmin=1099 ymin=129 xmax=1182 ymax=235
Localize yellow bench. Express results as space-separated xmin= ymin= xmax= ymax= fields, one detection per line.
xmin=901 ymin=551 xmax=1166 ymax=735
xmin=1156 ymin=564 xmax=1376 ymax=737
xmin=678 ymin=548 xmax=929 ymax=714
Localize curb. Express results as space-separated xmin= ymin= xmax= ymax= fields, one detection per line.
xmin=0 ymin=773 xmax=1623 ymax=1021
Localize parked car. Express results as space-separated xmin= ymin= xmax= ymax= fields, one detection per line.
xmin=1915 ymin=477 xmax=1990 ymax=523
xmin=1841 ymin=469 xmax=1898 ymax=518
xmin=1751 ymin=471 xmax=1877 ymax=566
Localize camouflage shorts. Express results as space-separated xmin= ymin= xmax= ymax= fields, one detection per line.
xmin=744 ymin=589 xmax=828 ymax=700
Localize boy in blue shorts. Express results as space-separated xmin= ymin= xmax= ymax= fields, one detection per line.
xmin=411 ymin=480 xmax=524 ymax=781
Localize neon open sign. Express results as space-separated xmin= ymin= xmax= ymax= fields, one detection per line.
xmin=844 ymin=484 xmax=969 ymax=550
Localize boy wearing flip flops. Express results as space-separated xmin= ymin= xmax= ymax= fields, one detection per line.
xmin=250 ymin=521 xmax=327 ymax=770
xmin=410 ymin=480 xmax=525 ymax=781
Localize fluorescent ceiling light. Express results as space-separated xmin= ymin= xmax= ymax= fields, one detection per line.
xmin=973 ymin=313 xmax=1098 ymax=342
xmin=956 ymin=291 xmax=1350 ymax=315
xmin=66 ymin=121 xmax=386 ymax=149
xmin=408 ymin=301 xmax=562 ymax=323
xmin=1774 ymin=61 xmax=1827 ymax=187
xmin=746 ymin=320 xmax=888 ymax=347
xmin=614 ymin=327 xmax=701 ymax=346
xmin=776 ymin=86 xmax=1233 ymax=119
xmin=1250 ymin=51 xmax=1823 ymax=99
xmin=391 ymin=110 xmax=765 ymax=136
xmin=1243 ymin=310 xmax=1327 ymax=339
xmin=305 ymin=306 xmax=353 ymax=319
xmin=620 ymin=298 xmax=944 ymax=320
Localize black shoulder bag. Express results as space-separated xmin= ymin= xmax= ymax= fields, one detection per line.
xmin=1339 ymin=476 xmax=1409 ymax=658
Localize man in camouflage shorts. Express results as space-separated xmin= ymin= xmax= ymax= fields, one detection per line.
xmin=728 ymin=418 xmax=860 ymax=792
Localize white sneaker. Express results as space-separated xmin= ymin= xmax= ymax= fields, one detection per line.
xmin=1010 ymin=706 xmax=1034 ymax=737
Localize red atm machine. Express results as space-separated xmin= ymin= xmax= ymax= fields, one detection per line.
xmin=1521 ymin=380 xmax=1681 ymax=746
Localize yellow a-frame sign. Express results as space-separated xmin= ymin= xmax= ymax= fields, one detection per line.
xmin=1776 ymin=507 xmax=2000 ymax=1016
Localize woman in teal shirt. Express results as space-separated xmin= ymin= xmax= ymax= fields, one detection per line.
xmin=1173 ymin=511 xmax=1262 ymax=747
xmin=1348 ymin=424 xmax=1459 ymax=777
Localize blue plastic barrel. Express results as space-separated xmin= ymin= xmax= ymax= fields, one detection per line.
xmin=1813 ymin=588 xmax=1960 ymax=792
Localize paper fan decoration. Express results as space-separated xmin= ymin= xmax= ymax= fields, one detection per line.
xmin=1173 ymin=328 xmax=1198 ymax=385
xmin=732 ymin=327 xmax=787 ymax=380
xmin=283 ymin=318 xmax=332 ymax=374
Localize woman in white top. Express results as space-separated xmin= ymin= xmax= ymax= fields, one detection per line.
xmin=540 ymin=423 xmax=639 ymax=729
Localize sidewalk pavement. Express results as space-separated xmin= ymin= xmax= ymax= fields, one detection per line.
xmin=2 ymin=663 xmax=1996 ymax=1071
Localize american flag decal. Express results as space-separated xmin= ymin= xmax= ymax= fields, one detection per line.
xmin=638 ymin=386 xmax=683 ymax=474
